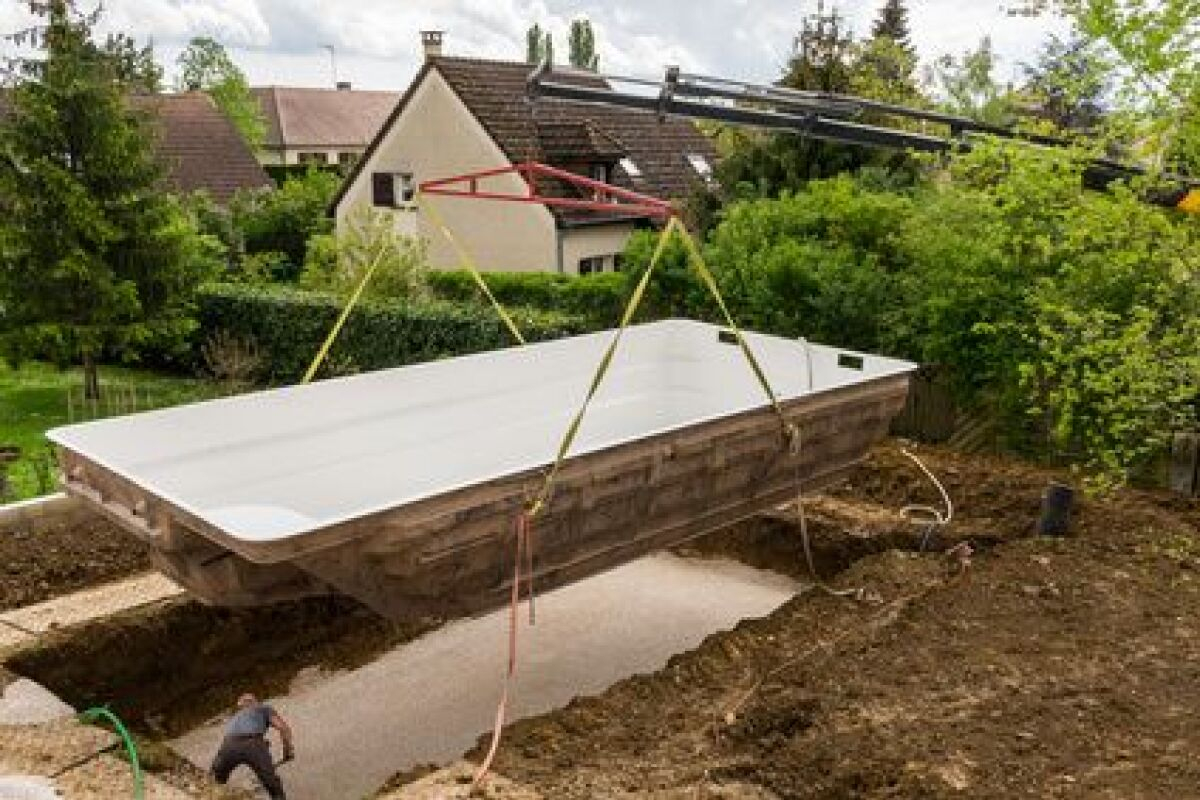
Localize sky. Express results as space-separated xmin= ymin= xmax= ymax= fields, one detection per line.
xmin=2 ymin=1 xmax=1070 ymax=92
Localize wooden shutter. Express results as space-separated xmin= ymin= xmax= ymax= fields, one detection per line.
xmin=372 ymin=173 xmax=395 ymax=207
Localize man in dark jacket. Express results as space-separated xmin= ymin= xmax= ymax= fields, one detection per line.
xmin=211 ymin=692 xmax=294 ymax=800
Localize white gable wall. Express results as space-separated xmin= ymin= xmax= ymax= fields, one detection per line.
xmin=335 ymin=69 xmax=557 ymax=272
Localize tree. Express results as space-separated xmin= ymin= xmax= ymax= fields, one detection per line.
xmin=853 ymin=0 xmax=923 ymax=115
xmin=716 ymin=2 xmax=881 ymax=198
xmin=871 ymin=0 xmax=914 ymax=56
xmin=525 ymin=23 xmax=553 ymax=65
xmin=1019 ymin=36 xmax=1110 ymax=133
xmin=856 ymin=0 xmax=918 ymax=97
xmin=568 ymin=18 xmax=599 ymax=70
xmin=781 ymin=0 xmax=856 ymax=92
xmin=0 ymin=2 xmax=217 ymax=398
xmin=230 ymin=169 xmax=340 ymax=281
xmin=176 ymin=37 xmax=266 ymax=150
xmin=103 ymin=32 xmax=162 ymax=92
xmin=1014 ymin=0 xmax=1200 ymax=174
xmin=931 ymin=37 xmax=1016 ymax=125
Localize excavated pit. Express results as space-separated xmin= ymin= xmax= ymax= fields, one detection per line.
xmin=4 ymin=447 xmax=992 ymax=797
xmin=2 ymin=506 xmax=919 ymax=739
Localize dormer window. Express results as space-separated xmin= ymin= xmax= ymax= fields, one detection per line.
xmin=687 ymin=153 xmax=713 ymax=181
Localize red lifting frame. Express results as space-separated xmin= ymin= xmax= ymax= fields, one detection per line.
xmin=418 ymin=161 xmax=675 ymax=219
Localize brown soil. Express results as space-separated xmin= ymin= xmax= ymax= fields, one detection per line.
xmin=7 ymin=595 xmax=440 ymax=738
xmin=451 ymin=443 xmax=1200 ymax=799
xmin=0 ymin=513 xmax=150 ymax=611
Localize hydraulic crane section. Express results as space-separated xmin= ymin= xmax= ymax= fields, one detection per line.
xmin=527 ymin=64 xmax=1200 ymax=213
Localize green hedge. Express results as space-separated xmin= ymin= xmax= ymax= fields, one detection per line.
xmin=196 ymin=283 xmax=592 ymax=382
xmin=425 ymin=270 xmax=630 ymax=324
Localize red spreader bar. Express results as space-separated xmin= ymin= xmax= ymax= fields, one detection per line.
xmin=419 ymin=161 xmax=675 ymax=219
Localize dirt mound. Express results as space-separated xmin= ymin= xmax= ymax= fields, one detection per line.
xmin=0 ymin=512 xmax=150 ymax=611
xmin=447 ymin=443 xmax=1200 ymax=798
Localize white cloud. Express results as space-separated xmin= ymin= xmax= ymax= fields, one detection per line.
xmin=84 ymin=0 xmax=1067 ymax=90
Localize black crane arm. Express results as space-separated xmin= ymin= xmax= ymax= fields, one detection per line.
xmin=527 ymin=64 xmax=1200 ymax=214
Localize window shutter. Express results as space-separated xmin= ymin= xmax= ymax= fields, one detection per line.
xmin=372 ymin=173 xmax=395 ymax=207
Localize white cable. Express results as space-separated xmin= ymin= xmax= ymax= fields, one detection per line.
xmin=899 ymin=447 xmax=953 ymax=528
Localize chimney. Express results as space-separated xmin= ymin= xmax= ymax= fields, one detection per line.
xmin=421 ymin=30 xmax=444 ymax=60
xmin=336 ymin=80 xmax=352 ymax=91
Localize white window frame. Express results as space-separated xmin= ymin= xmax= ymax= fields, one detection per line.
xmin=394 ymin=172 xmax=416 ymax=207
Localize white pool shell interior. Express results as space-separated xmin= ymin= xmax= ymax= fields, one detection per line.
xmin=48 ymin=320 xmax=915 ymax=544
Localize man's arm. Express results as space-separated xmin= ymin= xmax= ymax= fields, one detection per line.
xmin=269 ymin=711 xmax=294 ymax=760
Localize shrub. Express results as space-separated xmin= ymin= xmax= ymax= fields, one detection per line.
xmin=196 ymin=283 xmax=591 ymax=382
xmin=704 ymin=175 xmax=915 ymax=350
xmin=301 ymin=207 xmax=429 ymax=300
xmin=230 ymin=169 xmax=340 ymax=280
xmin=425 ymin=270 xmax=628 ymax=324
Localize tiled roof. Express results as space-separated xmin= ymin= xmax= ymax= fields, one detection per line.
xmin=138 ymin=93 xmax=273 ymax=204
xmin=0 ymin=91 xmax=271 ymax=204
xmin=432 ymin=57 xmax=717 ymax=201
xmin=535 ymin=120 xmax=626 ymax=162
xmin=253 ymin=86 xmax=399 ymax=149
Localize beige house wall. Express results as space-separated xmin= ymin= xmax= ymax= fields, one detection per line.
xmin=560 ymin=223 xmax=636 ymax=274
xmin=335 ymin=70 xmax=558 ymax=273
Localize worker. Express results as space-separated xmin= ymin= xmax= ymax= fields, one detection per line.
xmin=211 ymin=692 xmax=294 ymax=800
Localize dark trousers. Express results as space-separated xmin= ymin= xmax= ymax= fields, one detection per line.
xmin=212 ymin=735 xmax=286 ymax=800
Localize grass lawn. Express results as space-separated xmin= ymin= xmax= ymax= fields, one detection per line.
xmin=0 ymin=361 xmax=219 ymax=502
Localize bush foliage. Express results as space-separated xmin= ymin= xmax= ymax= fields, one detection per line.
xmin=648 ymin=144 xmax=1200 ymax=485
xmin=196 ymin=283 xmax=591 ymax=382
xmin=229 ymin=169 xmax=340 ymax=280
xmin=425 ymin=270 xmax=628 ymax=324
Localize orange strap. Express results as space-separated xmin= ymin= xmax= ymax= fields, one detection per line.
xmin=471 ymin=512 xmax=535 ymax=789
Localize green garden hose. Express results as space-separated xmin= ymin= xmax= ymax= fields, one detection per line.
xmin=79 ymin=706 xmax=143 ymax=800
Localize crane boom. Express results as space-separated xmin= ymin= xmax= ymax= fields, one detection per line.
xmin=527 ymin=64 xmax=1200 ymax=214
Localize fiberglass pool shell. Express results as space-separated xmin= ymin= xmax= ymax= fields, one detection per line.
xmin=49 ymin=320 xmax=916 ymax=620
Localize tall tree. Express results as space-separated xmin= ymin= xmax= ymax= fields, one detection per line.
xmin=1019 ymin=36 xmax=1110 ymax=133
xmin=932 ymin=37 xmax=1016 ymax=125
xmin=176 ymin=36 xmax=266 ymax=149
xmin=525 ymin=23 xmax=553 ymax=65
xmin=103 ymin=32 xmax=162 ymax=92
xmin=1013 ymin=0 xmax=1200 ymax=174
xmin=871 ymin=0 xmax=913 ymax=53
xmin=568 ymin=18 xmax=599 ymax=70
xmin=0 ymin=2 xmax=215 ymax=398
xmin=855 ymin=0 xmax=920 ymax=105
xmin=781 ymin=0 xmax=855 ymax=92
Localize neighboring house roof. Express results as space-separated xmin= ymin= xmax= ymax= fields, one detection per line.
xmin=0 ymin=91 xmax=272 ymax=204
xmin=253 ymin=86 xmax=400 ymax=150
xmin=332 ymin=56 xmax=718 ymax=213
xmin=138 ymin=93 xmax=273 ymax=204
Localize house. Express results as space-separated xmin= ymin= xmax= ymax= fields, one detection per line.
xmin=138 ymin=93 xmax=273 ymax=204
xmin=330 ymin=32 xmax=718 ymax=275
xmin=0 ymin=92 xmax=272 ymax=205
xmin=253 ymin=84 xmax=400 ymax=168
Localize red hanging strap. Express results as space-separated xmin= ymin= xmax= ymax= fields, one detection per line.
xmin=471 ymin=511 xmax=537 ymax=789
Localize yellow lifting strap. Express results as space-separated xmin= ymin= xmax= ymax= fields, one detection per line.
xmin=302 ymin=193 xmax=528 ymax=384
xmin=302 ymin=205 xmax=793 ymax=521
xmin=420 ymin=193 xmax=527 ymax=345
xmin=302 ymin=236 xmax=396 ymax=385
xmin=526 ymin=216 xmax=795 ymax=519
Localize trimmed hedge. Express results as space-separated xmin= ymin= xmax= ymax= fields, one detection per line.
xmin=425 ymin=270 xmax=630 ymax=324
xmin=196 ymin=283 xmax=593 ymax=382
